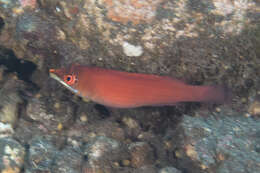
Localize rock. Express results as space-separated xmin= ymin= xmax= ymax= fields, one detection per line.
xmin=82 ymin=136 xmax=122 ymax=172
xmin=0 ymin=46 xmax=37 ymax=82
xmin=128 ymin=142 xmax=155 ymax=168
xmin=122 ymin=116 xmax=140 ymax=129
xmin=19 ymin=0 xmax=37 ymax=9
xmin=101 ymin=0 xmax=163 ymax=25
xmin=28 ymin=136 xmax=58 ymax=171
xmin=248 ymin=96 xmax=260 ymax=116
xmin=0 ymin=78 xmax=24 ymax=126
xmin=171 ymin=110 xmax=260 ymax=173
xmin=122 ymin=42 xmax=143 ymax=57
xmin=133 ymin=165 xmax=158 ymax=173
xmin=0 ymin=0 xmax=259 ymax=172
xmin=26 ymin=97 xmax=74 ymax=131
xmin=52 ymin=147 xmax=82 ymax=173
xmin=0 ymin=122 xmax=14 ymax=138
xmin=83 ymin=136 xmax=120 ymax=162
xmin=122 ymin=116 xmax=141 ymax=137
xmin=16 ymin=12 xmax=56 ymax=48
xmin=77 ymin=120 xmax=126 ymax=142
xmin=27 ymin=135 xmax=85 ymax=172
xmin=159 ymin=167 xmax=182 ymax=173
xmin=0 ymin=65 xmax=4 ymax=81
xmin=0 ymin=137 xmax=25 ymax=173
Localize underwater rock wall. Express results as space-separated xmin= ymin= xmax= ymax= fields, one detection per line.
xmin=0 ymin=0 xmax=260 ymax=172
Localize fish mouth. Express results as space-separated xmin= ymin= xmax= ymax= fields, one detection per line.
xmin=49 ymin=72 xmax=79 ymax=94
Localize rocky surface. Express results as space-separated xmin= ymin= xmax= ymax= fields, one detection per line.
xmin=169 ymin=109 xmax=260 ymax=173
xmin=0 ymin=77 xmax=23 ymax=126
xmin=0 ymin=0 xmax=259 ymax=172
xmin=0 ymin=137 xmax=25 ymax=173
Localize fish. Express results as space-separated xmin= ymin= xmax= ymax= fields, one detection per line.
xmin=49 ymin=64 xmax=230 ymax=108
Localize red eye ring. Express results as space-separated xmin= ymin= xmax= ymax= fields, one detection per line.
xmin=64 ymin=75 xmax=76 ymax=85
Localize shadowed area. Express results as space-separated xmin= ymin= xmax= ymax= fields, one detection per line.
xmin=0 ymin=17 xmax=4 ymax=32
xmin=0 ymin=46 xmax=37 ymax=82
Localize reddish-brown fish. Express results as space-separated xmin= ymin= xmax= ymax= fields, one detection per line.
xmin=49 ymin=64 xmax=229 ymax=108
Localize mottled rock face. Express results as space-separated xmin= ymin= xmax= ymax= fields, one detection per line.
xmin=27 ymin=136 xmax=82 ymax=172
xmin=0 ymin=122 xmax=14 ymax=138
xmin=0 ymin=137 xmax=25 ymax=173
xmin=128 ymin=142 xmax=155 ymax=168
xmin=248 ymin=95 xmax=260 ymax=116
xmin=101 ymin=0 xmax=164 ymax=25
xmin=16 ymin=13 xmax=54 ymax=41
xmin=0 ymin=77 xmax=25 ymax=126
xmin=83 ymin=136 xmax=120 ymax=161
xmin=0 ymin=17 xmax=4 ymax=32
xmin=170 ymin=109 xmax=260 ymax=173
xmin=159 ymin=167 xmax=182 ymax=173
xmin=28 ymin=136 xmax=57 ymax=171
xmin=0 ymin=0 xmax=259 ymax=172
xmin=26 ymin=97 xmax=74 ymax=131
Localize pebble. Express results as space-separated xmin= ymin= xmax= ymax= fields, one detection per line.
xmin=122 ymin=41 xmax=143 ymax=57
xmin=122 ymin=159 xmax=130 ymax=166
xmin=122 ymin=117 xmax=139 ymax=129
xmin=26 ymin=97 xmax=74 ymax=131
xmin=83 ymin=136 xmax=120 ymax=162
xmin=248 ymin=101 xmax=260 ymax=116
xmin=0 ymin=137 xmax=25 ymax=173
xmin=81 ymin=136 xmax=122 ymax=173
xmin=52 ymin=147 xmax=82 ymax=173
xmin=28 ymin=136 xmax=58 ymax=171
xmin=80 ymin=113 xmax=88 ymax=122
xmin=215 ymin=107 xmax=221 ymax=112
xmin=134 ymin=165 xmax=157 ymax=173
xmin=54 ymin=102 xmax=60 ymax=109
xmin=159 ymin=167 xmax=182 ymax=173
xmin=128 ymin=142 xmax=155 ymax=168
xmin=0 ymin=122 xmax=14 ymax=138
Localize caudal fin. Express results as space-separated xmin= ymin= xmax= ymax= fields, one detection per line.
xmin=192 ymin=85 xmax=232 ymax=104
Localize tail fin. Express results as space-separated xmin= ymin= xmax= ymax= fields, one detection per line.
xmin=192 ymin=85 xmax=232 ymax=104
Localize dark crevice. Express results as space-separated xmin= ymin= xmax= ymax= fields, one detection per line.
xmin=0 ymin=17 xmax=4 ymax=32
xmin=0 ymin=46 xmax=37 ymax=82
xmin=94 ymin=104 xmax=110 ymax=119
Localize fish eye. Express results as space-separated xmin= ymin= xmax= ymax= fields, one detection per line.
xmin=66 ymin=76 xmax=71 ymax=81
xmin=64 ymin=74 xmax=76 ymax=85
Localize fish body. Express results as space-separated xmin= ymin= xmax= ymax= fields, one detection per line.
xmin=49 ymin=64 xmax=229 ymax=108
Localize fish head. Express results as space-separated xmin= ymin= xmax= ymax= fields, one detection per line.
xmin=49 ymin=64 xmax=80 ymax=94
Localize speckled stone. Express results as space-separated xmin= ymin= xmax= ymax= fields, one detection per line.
xmin=128 ymin=142 xmax=155 ymax=168
xmin=133 ymin=165 xmax=158 ymax=173
xmin=0 ymin=0 xmax=259 ymax=172
xmin=81 ymin=136 xmax=124 ymax=173
xmin=0 ymin=78 xmax=24 ymax=126
xmin=83 ymin=136 xmax=120 ymax=162
xmin=26 ymin=97 xmax=74 ymax=131
xmin=248 ymin=98 xmax=260 ymax=116
xmin=159 ymin=167 xmax=182 ymax=173
xmin=171 ymin=109 xmax=260 ymax=173
xmin=28 ymin=136 xmax=58 ymax=171
xmin=101 ymin=0 xmax=164 ymax=25
xmin=0 ymin=137 xmax=25 ymax=173
xmin=52 ymin=147 xmax=82 ymax=173
xmin=15 ymin=12 xmax=56 ymax=48
xmin=0 ymin=122 xmax=14 ymax=138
